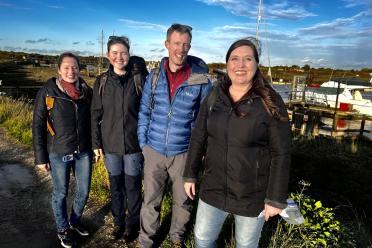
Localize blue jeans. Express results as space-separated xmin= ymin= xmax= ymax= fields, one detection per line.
xmin=104 ymin=152 xmax=143 ymax=227
xmin=194 ymin=199 xmax=265 ymax=248
xmin=49 ymin=152 xmax=92 ymax=231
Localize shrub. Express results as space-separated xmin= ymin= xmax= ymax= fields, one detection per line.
xmin=267 ymin=181 xmax=356 ymax=248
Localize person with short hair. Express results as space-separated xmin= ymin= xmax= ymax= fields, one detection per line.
xmin=184 ymin=37 xmax=292 ymax=248
xmin=137 ymin=23 xmax=212 ymax=248
xmin=33 ymin=52 xmax=93 ymax=248
xmin=91 ymin=36 xmax=148 ymax=241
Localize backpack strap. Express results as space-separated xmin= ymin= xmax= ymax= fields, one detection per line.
xmin=207 ymin=78 xmax=221 ymax=116
xmin=150 ymin=67 xmax=160 ymax=111
xmin=45 ymin=95 xmax=55 ymax=136
xmin=133 ymin=72 xmax=143 ymax=96
xmin=207 ymin=86 xmax=218 ymax=116
xmin=98 ymin=71 xmax=108 ymax=97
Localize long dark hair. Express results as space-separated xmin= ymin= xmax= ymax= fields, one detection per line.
xmin=225 ymin=38 xmax=284 ymax=120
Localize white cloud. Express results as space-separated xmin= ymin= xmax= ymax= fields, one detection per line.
xmin=2 ymin=46 xmax=97 ymax=56
xmin=197 ymin=0 xmax=316 ymax=20
xmin=47 ymin=5 xmax=64 ymax=9
xmin=24 ymin=38 xmax=52 ymax=44
xmin=118 ymin=19 xmax=167 ymax=32
xmin=298 ymin=11 xmax=371 ymax=41
xmin=342 ymin=0 xmax=372 ymax=8
xmin=0 ymin=2 xmax=31 ymax=10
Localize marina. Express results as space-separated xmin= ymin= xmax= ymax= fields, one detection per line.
xmin=274 ymin=77 xmax=372 ymax=141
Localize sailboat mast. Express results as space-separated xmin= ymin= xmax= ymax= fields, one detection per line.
xmin=265 ymin=18 xmax=273 ymax=84
xmin=256 ymin=0 xmax=263 ymax=40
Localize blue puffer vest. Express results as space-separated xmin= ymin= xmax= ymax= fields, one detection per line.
xmin=137 ymin=56 xmax=212 ymax=156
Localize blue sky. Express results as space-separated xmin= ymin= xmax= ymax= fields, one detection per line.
xmin=0 ymin=0 xmax=371 ymax=69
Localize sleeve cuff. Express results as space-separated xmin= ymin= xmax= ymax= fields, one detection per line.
xmin=183 ymin=177 xmax=197 ymax=183
xmin=264 ymin=198 xmax=287 ymax=209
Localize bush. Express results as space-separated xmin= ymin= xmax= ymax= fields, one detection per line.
xmin=266 ymin=181 xmax=356 ymax=248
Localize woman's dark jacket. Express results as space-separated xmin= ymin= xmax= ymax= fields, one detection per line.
xmin=91 ymin=63 xmax=148 ymax=155
xmin=32 ymin=77 xmax=92 ymax=165
xmin=183 ymin=82 xmax=292 ymax=217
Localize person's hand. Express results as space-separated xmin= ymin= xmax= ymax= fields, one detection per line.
xmin=36 ymin=163 xmax=50 ymax=172
xmin=184 ymin=182 xmax=196 ymax=200
xmin=264 ymin=203 xmax=282 ymax=221
xmin=93 ymin=149 xmax=103 ymax=163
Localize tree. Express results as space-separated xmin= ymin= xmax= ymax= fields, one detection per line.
xmin=302 ymin=64 xmax=311 ymax=71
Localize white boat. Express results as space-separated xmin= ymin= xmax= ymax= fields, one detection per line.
xmin=303 ymin=77 xmax=372 ymax=116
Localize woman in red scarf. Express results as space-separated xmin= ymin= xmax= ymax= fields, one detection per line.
xmin=33 ymin=52 xmax=92 ymax=248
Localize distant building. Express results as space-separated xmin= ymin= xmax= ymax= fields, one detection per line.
xmin=86 ymin=65 xmax=98 ymax=76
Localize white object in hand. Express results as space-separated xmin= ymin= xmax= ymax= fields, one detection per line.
xmin=280 ymin=199 xmax=305 ymax=225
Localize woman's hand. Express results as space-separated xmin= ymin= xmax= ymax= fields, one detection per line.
xmin=36 ymin=163 xmax=50 ymax=172
xmin=264 ymin=203 xmax=283 ymax=221
xmin=184 ymin=182 xmax=196 ymax=200
xmin=93 ymin=148 xmax=103 ymax=162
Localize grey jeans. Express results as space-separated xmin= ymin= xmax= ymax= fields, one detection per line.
xmin=139 ymin=146 xmax=191 ymax=247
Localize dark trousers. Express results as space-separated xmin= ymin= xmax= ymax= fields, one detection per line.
xmin=105 ymin=153 xmax=143 ymax=229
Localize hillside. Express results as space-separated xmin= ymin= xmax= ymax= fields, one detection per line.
xmin=1 ymin=50 xmax=371 ymax=89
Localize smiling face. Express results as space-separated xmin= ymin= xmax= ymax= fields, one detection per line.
xmin=165 ymin=31 xmax=191 ymax=72
xmin=58 ymin=56 xmax=80 ymax=83
xmin=107 ymin=43 xmax=129 ymax=74
xmin=227 ymin=45 xmax=258 ymax=86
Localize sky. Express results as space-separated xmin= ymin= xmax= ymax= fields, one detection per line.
xmin=0 ymin=0 xmax=371 ymax=69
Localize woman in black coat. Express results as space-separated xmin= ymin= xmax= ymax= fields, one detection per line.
xmin=90 ymin=36 xmax=148 ymax=241
xmin=183 ymin=38 xmax=291 ymax=248
xmin=33 ymin=52 xmax=92 ymax=248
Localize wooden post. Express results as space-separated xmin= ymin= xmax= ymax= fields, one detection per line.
xmin=332 ymin=80 xmax=342 ymax=135
xmin=359 ymin=119 xmax=366 ymax=139
xmin=98 ymin=30 xmax=104 ymax=75
xmin=300 ymin=122 xmax=307 ymax=136
xmin=332 ymin=114 xmax=338 ymax=137
xmin=312 ymin=122 xmax=319 ymax=137
xmin=351 ymin=136 xmax=358 ymax=154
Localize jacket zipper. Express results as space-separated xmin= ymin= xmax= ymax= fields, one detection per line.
xmin=224 ymin=106 xmax=233 ymax=210
xmin=122 ymin=82 xmax=126 ymax=153
xmin=164 ymin=82 xmax=184 ymax=156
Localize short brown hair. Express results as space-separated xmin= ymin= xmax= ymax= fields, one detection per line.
xmin=166 ymin=23 xmax=192 ymax=41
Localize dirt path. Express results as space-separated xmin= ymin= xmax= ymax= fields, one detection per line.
xmin=0 ymin=129 xmax=58 ymax=248
xmin=0 ymin=129 xmax=135 ymax=248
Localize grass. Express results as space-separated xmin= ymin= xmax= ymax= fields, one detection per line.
xmin=0 ymin=96 xmax=33 ymax=146
xmin=0 ymin=96 xmax=110 ymax=205
xmin=89 ymin=159 xmax=110 ymax=204
xmin=1 ymin=96 xmax=371 ymax=247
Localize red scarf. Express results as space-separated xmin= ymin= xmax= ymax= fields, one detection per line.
xmin=60 ymin=79 xmax=80 ymax=100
